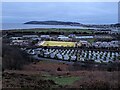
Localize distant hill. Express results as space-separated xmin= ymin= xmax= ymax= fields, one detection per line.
xmin=114 ymin=23 xmax=120 ymax=27
xmin=24 ymin=21 xmax=81 ymax=26
xmin=24 ymin=21 xmax=120 ymax=28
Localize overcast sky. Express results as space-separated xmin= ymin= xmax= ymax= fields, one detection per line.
xmin=2 ymin=2 xmax=118 ymax=24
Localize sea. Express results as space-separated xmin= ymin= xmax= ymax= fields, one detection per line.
xmin=1 ymin=23 xmax=89 ymax=30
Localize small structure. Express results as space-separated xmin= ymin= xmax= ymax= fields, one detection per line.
xmin=31 ymin=37 xmax=41 ymax=41
xmin=50 ymin=53 xmax=56 ymax=58
xmin=40 ymin=35 xmax=50 ymax=39
xmin=10 ymin=40 xmax=29 ymax=46
xmin=68 ymin=34 xmax=76 ymax=38
xmin=92 ymin=41 xmax=119 ymax=48
xmin=94 ymin=35 xmax=112 ymax=39
xmin=94 ymin=30 xmax=111 ymax=34
xmin=23 ymin=35 xmax=39 ymax=39
xmin=63 ymin=55 xmax=69 ymax=61
xmin=27 ymin=49 xmax=36 ymax=55
xmin=58 ymin=36 xmax=71 ymax=41
xmin=76 ymin=40 xmax=90 ymax=47
xmin=10 ymin=37 xmax=23 ymax=40
xmin=56 ymin=53 xmax=63 ymax=60
xmin=75 ymin=36 xmax=94 ymax=39
xmin=111 ymin=41 xmax=119 ymax=44
xmin=70 ymin=55 xmax=76 ymax=61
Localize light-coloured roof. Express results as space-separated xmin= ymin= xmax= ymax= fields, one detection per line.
xmin=23 ymin=35 xmax=39 ymax=38
xmin=75 ymin=36 xmax=93 ymax=39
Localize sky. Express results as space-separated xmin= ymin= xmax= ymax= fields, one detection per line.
xmin=1 ymin=0 xmax=119 ymax=2
xmin=2 ymin=2 xmax=118 ymax=24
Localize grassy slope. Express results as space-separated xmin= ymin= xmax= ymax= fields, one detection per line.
xmin=3 ymin=60 xmax=120 ymax=89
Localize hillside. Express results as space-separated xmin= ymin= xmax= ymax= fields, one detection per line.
xmin=24 ymin=21 xmax=81 ymax=26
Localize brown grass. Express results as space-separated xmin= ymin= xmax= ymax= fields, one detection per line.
xmin=3 ymin=61 xmax=120 ymax=89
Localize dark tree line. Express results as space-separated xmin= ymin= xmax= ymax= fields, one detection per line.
xmin=2 ymin=44 xmax=31 ymax=70
xmin=5 ymin=31 xmax=94 ymax=36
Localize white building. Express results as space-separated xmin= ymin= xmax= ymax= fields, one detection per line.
xmin=68 ymin=34 xmax=76 ymax=38
xmin=40 ymin=35 xmax=50 ymax=38
xmin=58 ymin=36 xmax=71 ymax=41
xmin=63 ymin=55 xmax=69 ymax=60
xmin=10 ymin=37 xmax=23 ymax=40
xmin=23 ymin=35 xmax=39 ymax=38
xmin=75 ymin=36 xmax=94 ymax=39
xmin=70 ymin=55 xmax=76 ymax=61
xmin=92 ymin=41 xmax=119 ymax=48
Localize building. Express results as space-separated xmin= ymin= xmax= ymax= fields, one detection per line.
xmin=92 ymin=41 xmax=119 ymax=48
xmin=10 ymin=37 xmax=23 ymax=40
xmin=40 ymin=35 xmax=50 ymax=38
xmin=22 ymin=35 xmax=39 ymax=39
xmin=75 ymin=36 xmax=94 ymax=39
xmin=94 ymin=35 xmax=112 ymax=39
xmin=58 ymin=36 xmax=71 ymax=41
xmin=79 ymin=40 xmax=91 ymax=47
xmin=40 ymin=35 xmax=50 ymax=39
xmin=68 ymin=34 xmax=76 ymax=38
xmin=10 ymin=40 xmax=29 ymax=46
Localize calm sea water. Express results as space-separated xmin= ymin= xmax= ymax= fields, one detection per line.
xmin=2 ymin=23 xmax=88 ymax=30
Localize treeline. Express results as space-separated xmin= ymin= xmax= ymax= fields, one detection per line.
xmin=4 ymin=31 xmax=115 ymax=37
xmin=2 ymin=44 xmax=32 ymax=70
xmin=4 ymin=31 xmax=93 ymax=36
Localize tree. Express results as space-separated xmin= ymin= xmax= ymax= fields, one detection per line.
xmin=2 ymin=44 xmax=30 ymax=70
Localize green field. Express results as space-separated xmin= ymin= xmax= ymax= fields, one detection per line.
xmin=44 ymin=76 xmax=80 ymax=85
xmin=42 ymin=41 xmax=76 ymax=47
xmin=36 ymin=72 xmax=80 ymax=86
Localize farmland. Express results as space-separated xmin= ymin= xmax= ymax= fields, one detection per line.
xmin=41 ymin=41 xmax=76 ymax=47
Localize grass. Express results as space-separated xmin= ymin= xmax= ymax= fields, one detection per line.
xmin=44 ymin=76 xmax=80 ymax=86
xmin=33 ymin=70 xmax=80 ymax=86
xmin=87 ymin=38 xmax=96 ymax=44
xmin=8 ymin=28 xmax=93 ymax=34
xmin=42 ymin=41 xmax=76 ymax=47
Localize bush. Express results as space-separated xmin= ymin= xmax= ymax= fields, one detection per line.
xmin=57 ymin=67 xmax=62 ymax=71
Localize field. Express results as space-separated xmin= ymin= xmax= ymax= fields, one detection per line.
xmin=41 ymin=41 xmax=76 ymax=47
